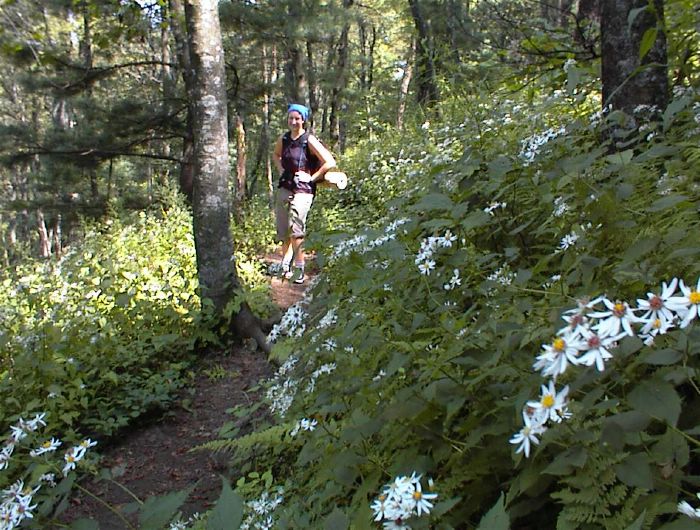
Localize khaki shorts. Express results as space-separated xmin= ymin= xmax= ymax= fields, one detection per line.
xmin=275 ymin=188 xmax=314 ymax=241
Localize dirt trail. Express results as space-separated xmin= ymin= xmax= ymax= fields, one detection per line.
xmin=58 ymin=260 xmax=312 ymax=529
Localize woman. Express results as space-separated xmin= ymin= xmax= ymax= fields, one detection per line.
xmin=273 ymin=103 xmax=336 ymax=284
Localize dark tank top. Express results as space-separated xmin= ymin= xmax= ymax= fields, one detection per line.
xmin=279 ymin=131 xmax=320 ymax=195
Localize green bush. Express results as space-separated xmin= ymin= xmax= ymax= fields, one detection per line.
xmin=215 ymin=85 xmax=700 ymax=529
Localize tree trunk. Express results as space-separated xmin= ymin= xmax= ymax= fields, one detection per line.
xmin=408 ymin=0 xmax=439 ymax=108
xmin=37 ymin=210 xmax=51 ymax=259
xmin=170 ymin=0 xmax=195 ymax=200
xmin=235 ymin=113 xmax=247 ymax=211
xmin=284 ymin=0 xmax=305 ymax=104
xmin=306 ymin=41 xmax=319 ymax=131
xmin=184 ymin=0 xmax=268 ymax=351
xmin=397 ymin=40 xmax=415 ymax=130
xmin=601 ymin=0 xmax=668 ymax=119
xmin=262 ymin=45 xmax=275 ymax=207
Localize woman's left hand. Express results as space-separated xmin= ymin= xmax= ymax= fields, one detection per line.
xmin=294 ymin=170 xmax=313 ymax=184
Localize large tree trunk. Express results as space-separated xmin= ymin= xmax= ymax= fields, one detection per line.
xmin=184 ymin=0 xmax=268 ymax=351
xmin=408 ymin=0 xmax=439 ymax=108
xmin=601 ymin=0 xmax=668 ymax=119
xmin=283 ymin=0 xmax=305 ymax=104
xmin=306 ymin=41 xmax=319 ymax=131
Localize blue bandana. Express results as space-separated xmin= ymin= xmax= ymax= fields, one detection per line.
xmin=287 ymin=103 xmax=309 ymax=122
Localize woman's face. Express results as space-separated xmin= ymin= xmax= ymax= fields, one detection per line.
xmin=287 ymin=111 xmax=304 ymax=130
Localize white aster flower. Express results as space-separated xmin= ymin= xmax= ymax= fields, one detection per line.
xmin=417 ymin=259 xmax=436 ymax=276
xmin=510 ymin=410 xmax=547 ymax=458
xmin=409 ymin=479 xmax=438 ymax=516
xmin=577 ymin=329 xmax=616 ymax=371
xmin=527 ymin=382 xmax=570 ymax=423
xmin=29 ymin=438 xmax=62 ymax=457
xmin=533 ymin=334 xmax=583 ymax=379
xmin=637 ymin=278 xmax=681 ymax=331
xmin=668 ymin=278 xmax=700 ymax=328
xmin=678 ymin=493 xmax=700 ymax=520
xmin=590 ymin=298 xmax=638 ymax=338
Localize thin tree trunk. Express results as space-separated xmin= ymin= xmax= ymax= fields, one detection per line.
xmin=37 ymin=210 xmax=51 ymax=258
xmin=184 ymin=0 xmax=268 ymax=351
xmin=170 ymin=0 xmax=195 ymax=200
xmin=397 ymin=40 xmax=415 ymax=130
xmin=235 ymin=113 xmax=247 ymax=212
xmin=262 ymin=45 xmax=274 ymax=207
xmin=51 ymin=215 xmax=62 ymax=258
xmin=306 ymin=41 xmax=319 ymax=131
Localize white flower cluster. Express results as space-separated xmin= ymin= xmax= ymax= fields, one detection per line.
xmin=519 ymin=126 xmax=566 ymax=165
xmin=62 ymin=438 xmax=97 ymax=476
xmin=511 ymin=277 xmax=700 ymax=458
xmin=484 ymin=201 xmax=507 ymax=215
xmin=332 ymin=219 xmax=410 ymax=260
xmin=487 ymin=266 xmax=514 ymax=286
xmin=265 ymin=357 xmax=299 ymax=418
xmin=679 ymin=493 xmax=700 ymax=520
xmin=267 ymin=302 xmax=308 ymax=343
xmin=0 ymin=413 xmax=97 ymax=529
xmin=317 ymin=308 xmax=337 ymax=329
xmin=240 ymin=489 xmax=284 ymax=530
xmin=552 ymin=196 xmax=569 ymax=217
xmin=370 ymin=473 xmax=438 ymax=528
xmin=415 ymin=231 xmax=457 ymax=276
xmin=305 ymin=362 xmax=336 ymax=393
xmin=168 ymin=512 xmax=202 ymax=529
xmin=443 ymin=269 xmax=461 ymax=291
xmin=289 ymin=418 xmax=318 ymax=437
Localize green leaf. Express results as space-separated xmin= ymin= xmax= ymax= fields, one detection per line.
xmin=69 ymin=519 xmax=100 ymax=530
xmin=648 ymin=194 xmax=689 ymax=213
xmin=488 ymin=156 xmax=513 ymax=179
xmin=627 ymin=511 xmax=647 ymax=530
xmin=639 ymin=27 xmax=658 ymax=59
xmin=643 ymin=348 xmax=682 ymax=365
xmin=476 ymin=492 xmax=509 ymax=530
xmin=323 ymin=508 xmax=349 ymax=530
xmin=614 ymin=453 xmax=653 ymax=489
xmin=138 ymin=485 xmax=193 ymax=530
xmin=411 ymin=193 xmax=454 ymax=212
xmin=207 ymin=478 xmax=243 ymax=530
xmin=628 ymin=379 xmax=681 ymax=426
xmin=658 ymin=519 xmax=700 ymax=529
xmin=542 ymin=446 xmax=588 ymax=476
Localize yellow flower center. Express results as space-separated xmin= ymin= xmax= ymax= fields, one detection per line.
xmin=552 ymin=338 xmax=566 ymax=352
xmin=541 ymin=394 xmax=555 ymax=408
xmin=690 ymin=291 xmax=700 ymax=305
xmin=42 ymin=441 xmax=51 ymax=448
xmin=67 ymin=455 xmax=75 ymax=463
xmin=413 ymin=491 xmax=423 ymax=501
xmin=613 ymin=302 xmax=626 ymax=317
xmin=652 ymin=318 xmax=661 ymax=329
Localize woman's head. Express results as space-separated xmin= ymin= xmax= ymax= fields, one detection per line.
xmin=287 ymin=103 xmax=309 ymax=128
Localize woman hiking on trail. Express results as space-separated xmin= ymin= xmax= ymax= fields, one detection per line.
xmin=273 ymin=103 xmax=336 ymax=284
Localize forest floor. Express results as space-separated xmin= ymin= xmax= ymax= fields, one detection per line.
xmin=57 ymin=253 xmax=313 ymax=529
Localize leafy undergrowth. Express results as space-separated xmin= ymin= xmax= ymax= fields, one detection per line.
xmin=0 ymin=194 xmax=276 ymax=527
xmin=198 ymin=84 xmax=700 ymax=529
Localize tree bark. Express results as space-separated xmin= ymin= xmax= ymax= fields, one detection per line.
xmin=283 ymin=0 xmax=305 ymax=104
xmin=170 ymin=0 xmax=195 ymax=200
xmin=37 ymin=209 xmax=51 ymax=259
xmin=235 ymin=113 xmax=247 ymax=212
xmin=184 ymin=0 xmax=268 ymax=351
xmin=601 ymin=0 xmax=668 ymax=118
xmin=397 ymin=40 xmax=415 ymax=130
xmin=408 ymin=0 xmax=439 ymax=108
